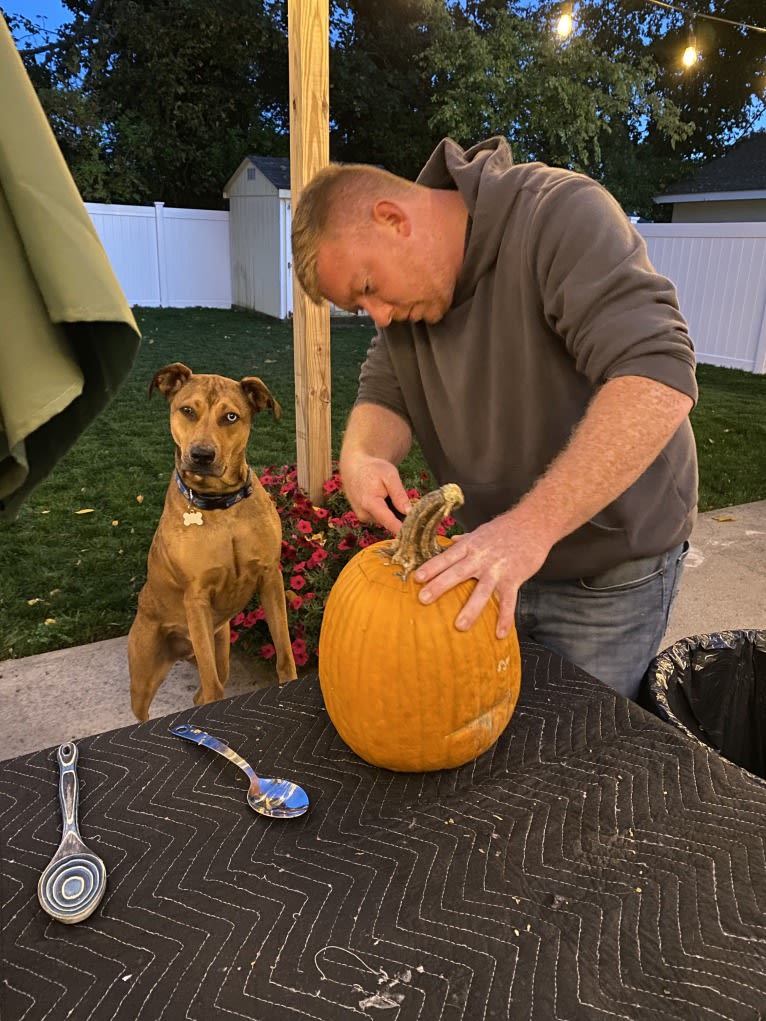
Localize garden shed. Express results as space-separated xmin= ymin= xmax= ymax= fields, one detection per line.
xmin=224 ymin=155 xmax=293 ymax=320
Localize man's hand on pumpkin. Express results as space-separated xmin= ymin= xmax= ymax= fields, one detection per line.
xmin=413 ymin=514 xmax=550 ymax=639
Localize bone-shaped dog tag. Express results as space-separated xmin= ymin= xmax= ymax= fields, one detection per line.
xmin=183 ymin=511 xmax=204 ymax=527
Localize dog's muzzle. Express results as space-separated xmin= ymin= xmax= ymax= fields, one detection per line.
xmin=184 ymin=444 xmax=218 ymax=475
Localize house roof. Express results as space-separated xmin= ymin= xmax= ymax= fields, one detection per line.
xmin=247 ymin=156 xmax=291 ymax=190
xmin=655 ymin=132 xmax=766 ymax=203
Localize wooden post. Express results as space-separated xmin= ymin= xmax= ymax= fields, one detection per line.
xmin=288 ymin=0 xmax=331 ymax=504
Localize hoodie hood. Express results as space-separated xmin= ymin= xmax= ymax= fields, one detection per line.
xmin=417 ymin=137 xmax=517 ymax=306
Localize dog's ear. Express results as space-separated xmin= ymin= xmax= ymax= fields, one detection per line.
xmin=149 ymin=363 xmax=193 ymax=400
xmin=240 ymin=377 xmax=282 ymax=420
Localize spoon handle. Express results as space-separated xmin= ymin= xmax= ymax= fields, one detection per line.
xmin=57 ymin=743 xmax=81 ymax=843
xmin=171 ymin=724 xmax=259 ymax=785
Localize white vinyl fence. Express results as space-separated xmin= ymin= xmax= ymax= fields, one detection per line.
xmin=638 ymin=222 xmax=766 ymax=373
xmin=85 ymin=202 xmax=232 ymax=308
xmin=84 ymin=202 xmax=766 ymax=372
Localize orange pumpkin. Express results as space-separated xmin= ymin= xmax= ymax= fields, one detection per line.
xmin=318 ymin=484 xmax=521 ymax=771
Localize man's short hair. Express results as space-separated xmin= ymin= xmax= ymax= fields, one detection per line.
xmin=291 ymin=163 xmax=415 ymax=304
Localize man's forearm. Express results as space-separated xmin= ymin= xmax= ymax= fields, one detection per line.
xmin=340 ymin=402 xmax=413 ymax=471
xmin=505 ymin=374 xmax=694 ymax=547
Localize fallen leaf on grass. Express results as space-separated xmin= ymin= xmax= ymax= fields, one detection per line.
xmin=136 ymin=494 xmax=144 ymax=504
xmin=44 ymin=618 xmax=56 ymax=626
xmin=75 ymin=508 xmax=95 ymax=515
xmin=27 ymin=598 xmax=42 ymax=606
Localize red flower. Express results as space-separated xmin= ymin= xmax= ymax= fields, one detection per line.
xmin=228 ymin=461 xmax=456 ymax=670
xmin=308 ymin=547 xmax=328 ymax=567
xmin=245 ymin=607 xmax=265 ymax=627
xmin=437 ymin=516 xmax=456 ymax=535
xmin=291 ymin=638 xmax=308 ymax=667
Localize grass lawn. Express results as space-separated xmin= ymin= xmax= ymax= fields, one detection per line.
xmin=1 ymin=307 xmax=764 ymax=660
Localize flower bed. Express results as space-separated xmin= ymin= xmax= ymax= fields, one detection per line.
xmin=230 ymin=463 xmax=460 ymax=668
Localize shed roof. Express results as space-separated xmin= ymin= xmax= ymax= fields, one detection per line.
xmin=656 ymin=132 xmax=766 ymax=202
xmin=246 ymin=156 xmax=291 ymax=191
xmin=223 ymin=155 xmax=291 ymax=198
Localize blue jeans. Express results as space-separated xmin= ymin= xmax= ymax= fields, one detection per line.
xmin=516 ymin=542 xmax=689 ymax=700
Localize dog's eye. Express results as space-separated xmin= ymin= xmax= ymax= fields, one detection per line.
xmin=180 ymin=406 xmax=195 ymax=419
xmin=224 ymin=412 xmax=239 ymax=424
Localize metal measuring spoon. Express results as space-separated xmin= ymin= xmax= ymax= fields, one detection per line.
xmin=170 ymin=723 xmax=309 ymax=819
xmin=38 ymin=743 xmax=107 ymax=924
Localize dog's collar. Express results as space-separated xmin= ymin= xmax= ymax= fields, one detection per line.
xmin=174 ymin=469 xmax=253 ymax=511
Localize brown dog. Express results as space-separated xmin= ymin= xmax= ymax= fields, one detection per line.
xmin=128 ymin=362 xmax=297 ymax=721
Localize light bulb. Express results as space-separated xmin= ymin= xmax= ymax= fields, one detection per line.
xmin=682 ymin=44 xmax=698 ymax=68
xmin=556 ymin=12 xmax=573 ymax=38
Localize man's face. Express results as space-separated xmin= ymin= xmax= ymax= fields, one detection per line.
xmin=315 ymin=217 xmax=457 ymax=328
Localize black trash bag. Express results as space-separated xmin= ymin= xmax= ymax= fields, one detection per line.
xmin=646 ymin=629 xmax=766 ymax=784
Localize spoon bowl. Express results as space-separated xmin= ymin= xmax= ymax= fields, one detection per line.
xmin=38 ymin=743 xmax=107 ymax=924
xmin=170 ymin=724 xmax=309 ymax=819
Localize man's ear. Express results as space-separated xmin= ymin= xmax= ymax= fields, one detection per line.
xmin=372 ymin=200 xmax=411 ymax=237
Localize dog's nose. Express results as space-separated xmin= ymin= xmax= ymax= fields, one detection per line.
xmin=189 ymin=444 xmax=216 ymax=466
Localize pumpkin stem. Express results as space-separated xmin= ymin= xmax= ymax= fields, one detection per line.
xmin=381 ymin=483 xmax=464 ymax=579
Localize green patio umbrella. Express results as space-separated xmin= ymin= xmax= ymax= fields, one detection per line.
xmin=0 ymin=17 xmax=140 ymax=521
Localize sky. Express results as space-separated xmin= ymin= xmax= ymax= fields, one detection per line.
xmin=4 ymin=0 xmax=69 ymax=43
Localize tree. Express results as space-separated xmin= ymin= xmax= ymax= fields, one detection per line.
xmin=422 ymin=1 xmax=695 ymax=216
xmin=7 ymin=0 xmax=764 ymax=215
xmin=578 ymin=0 xmax=766 ymax=212
xmin=10 ymin=0 xmax=292 ymax=208
xmin=329 ymin=0 xmax=441 ymax=178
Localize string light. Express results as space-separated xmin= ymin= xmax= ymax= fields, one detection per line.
xmin=681 ymin=19 xmax=699 ymax=69
xmin=555 ymin=4 xmax=575 ymax=39
xmin=549 ymin=2 xmax=765 ymax=69
xmin=681 ymin=40 xmax=698 ymax=68
xmin=556 ymin=11 xmax=574 ymax=39
xmin=644 ymin=0 xmax=766 ymax=36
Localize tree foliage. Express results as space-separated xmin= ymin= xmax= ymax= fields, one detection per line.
xmin=7 ymin=0 xmax=291 ymax=208
xmin=6 ymin=0 xmax=765 ymax=216
xmin=329 ymin=0 xmax=439 ymax=176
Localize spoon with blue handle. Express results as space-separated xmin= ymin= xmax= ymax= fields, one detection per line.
xmin=170 ymin=723 xmax=309 ymax=818
xmin=38 ymin=743 xmax=107 ymax=924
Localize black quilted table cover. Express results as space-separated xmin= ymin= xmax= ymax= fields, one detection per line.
xmin=2 ymin=641 xmax=766 ymax=1021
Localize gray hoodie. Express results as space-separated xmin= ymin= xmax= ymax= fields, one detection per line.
xmin=356 ymin=137 xmax=698 ymax=579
